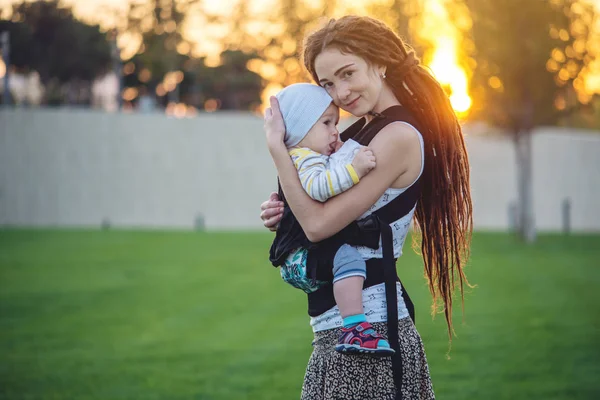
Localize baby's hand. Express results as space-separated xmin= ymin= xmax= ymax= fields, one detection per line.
xmin=351 ymin=147 xmax=376 ymax=179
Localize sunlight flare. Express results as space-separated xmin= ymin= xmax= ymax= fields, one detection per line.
xmin=417 ymin=0 xmax=472 ymax=116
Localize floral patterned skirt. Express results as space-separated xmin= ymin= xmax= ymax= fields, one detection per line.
xmin=301 ymin=318 xmax=435 ymax=400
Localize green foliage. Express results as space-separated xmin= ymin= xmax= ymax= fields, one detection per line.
xmin=197 ymin=50 xmax=262 ymax=110
xmin=364 ymin=0 xmax=419 ymax=52
xmin=204 ymin=0 xmax=338 ymax=87
xmin=465 ymin=0 xmax=598 ymax=132
xmin=0 ymin=0 xmax=111 ymax=83
xmin=125 ymin=0 xmax=190 ymax=82
xmin=1 ymin=230 xmax=599 ymax=399
xmin=121 ymin=0 xmax=262 ymax=110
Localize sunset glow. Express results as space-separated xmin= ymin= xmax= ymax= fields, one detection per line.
xmin=416 ymin=0 xmax=473 ymax=116
xmin=1 ymin=0 xmax=599 ymax=115
xmin=428 ymin=38 xmax=472 ymax=113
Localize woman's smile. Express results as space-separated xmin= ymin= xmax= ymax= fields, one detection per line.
xmin=344 ymin=96 xmax=361 ymax=109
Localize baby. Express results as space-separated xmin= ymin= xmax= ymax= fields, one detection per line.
xmin=274 ymin=83 xmax=394 ymax=356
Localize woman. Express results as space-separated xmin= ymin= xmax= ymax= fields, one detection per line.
xmin=262 ymin=15 xmax=472 ymax=400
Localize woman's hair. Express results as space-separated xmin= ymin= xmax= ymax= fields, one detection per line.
xmin=303 ymin=16 xmax=473 ymax=338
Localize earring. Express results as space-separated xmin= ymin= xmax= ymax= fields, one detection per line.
xmin=381 ymin=72 xmax=386 ymax=79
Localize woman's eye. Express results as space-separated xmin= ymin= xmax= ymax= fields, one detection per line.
xmin=323 ymin=82 xmax=333 ymax=89
xmin=344 ymin=70 xmax=353 ymax=78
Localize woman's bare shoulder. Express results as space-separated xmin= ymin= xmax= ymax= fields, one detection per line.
xmin=370 ymin=121 xmax=422 ymax=150
xmin=368 ymin=121 xmax=424 ymax=188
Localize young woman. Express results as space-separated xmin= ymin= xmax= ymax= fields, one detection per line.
xmin=262 ymin=15 xmax=472 ymax=400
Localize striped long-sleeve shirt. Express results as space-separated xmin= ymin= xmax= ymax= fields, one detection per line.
xmin=288 ymin=139 xmax=363 ymax=203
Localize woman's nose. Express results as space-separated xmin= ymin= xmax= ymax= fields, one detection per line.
xmin=336 ymin=83 xmax=350 ymax=101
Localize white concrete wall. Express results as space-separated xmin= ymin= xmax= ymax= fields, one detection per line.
xmin=1 ymin=108 xmax=599 ymax=232
xmin=465 ymin=127 xmax=600 ymax=232
xmin=465 ymin=132 xmax=518 ymax=231
xmin=531 ymin=129 xmax=600 ymax=232
xmin=0 ymin=108 xmax=276 ymax=230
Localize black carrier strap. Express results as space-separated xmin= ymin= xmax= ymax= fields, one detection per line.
xmin=381 ymin=221 xmax=403 ymax=396
xmin=381 ymin=176 xmax=421 ymax=399
xmin=306 ymin=178 xmax=421 ymax=319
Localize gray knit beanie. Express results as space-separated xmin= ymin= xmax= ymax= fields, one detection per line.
xmin=275 ymin=83 xmax=333 ymax=148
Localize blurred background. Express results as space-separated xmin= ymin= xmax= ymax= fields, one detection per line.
xmin=0 ymin=0 xmax=599 ymax=399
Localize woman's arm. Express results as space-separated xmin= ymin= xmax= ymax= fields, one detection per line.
xmin=265 ymin=97 xmax=421 ymax=242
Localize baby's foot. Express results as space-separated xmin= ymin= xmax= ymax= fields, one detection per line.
xmin=335 ymin=322 xmax=395 ymax=357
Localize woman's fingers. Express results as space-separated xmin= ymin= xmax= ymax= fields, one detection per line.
xmin=264 ymin=97 xmax=286 ymax=149
xmin=269 ymin=96 xmax=282 ymax=119
xmin=262 ymin=207 xmax=283 ymax=230
xmin=260 ymin=191 xmax=283 ymax=231
xmin=260 ymin=199 xmax=284 ymax=212
xmin=263 ymin=214 xmax=282 ymax=231
xmin=261 ymin=204 xmax=283 ymax=219
xmin=264 ymin=107 xmax=273 ymax=119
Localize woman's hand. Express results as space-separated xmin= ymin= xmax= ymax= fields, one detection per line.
xmin=260 ymin=192 xmax=284 ymax=231
xmin=264 ymin=96 xmax=286 ymax=154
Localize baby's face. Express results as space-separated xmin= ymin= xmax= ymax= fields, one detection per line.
xmin=297 ymin=104 xmax=340 ymax=156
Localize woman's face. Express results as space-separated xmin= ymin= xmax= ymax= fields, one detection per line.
xmin=314 ymin=47 xmax=385 ymax=117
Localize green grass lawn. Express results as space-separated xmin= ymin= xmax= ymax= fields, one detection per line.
xmin=0 ymin=230 xmax=599 ymax=399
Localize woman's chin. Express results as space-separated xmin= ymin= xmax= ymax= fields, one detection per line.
xmin=343 ymin=106 xmax=368 ymax=118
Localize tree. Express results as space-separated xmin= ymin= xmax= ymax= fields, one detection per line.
xmin=123 ymin=0 xmax=193 ymax=75
xmin=464 ymin=0 xmax=599 ymax=242
xmin=119 ymin=0 xmax=194 ymax=105
xmin=202 ymin=0 xmax=339 ymax=96
xmin=364 ymin=0 xmax=417 ymax=47
xmin=0 ymin=0 xmax=111 ymax=84
xmin=199 ymin=0 xmax=424 ymax=107
xmin=117 ymin=0 xmax=262 ymax=111
xmin=197 ymin=50 xmax=262 ymax=110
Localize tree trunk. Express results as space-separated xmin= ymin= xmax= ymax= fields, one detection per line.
xmin=514 ymin=129 xmax=536 ymax=243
